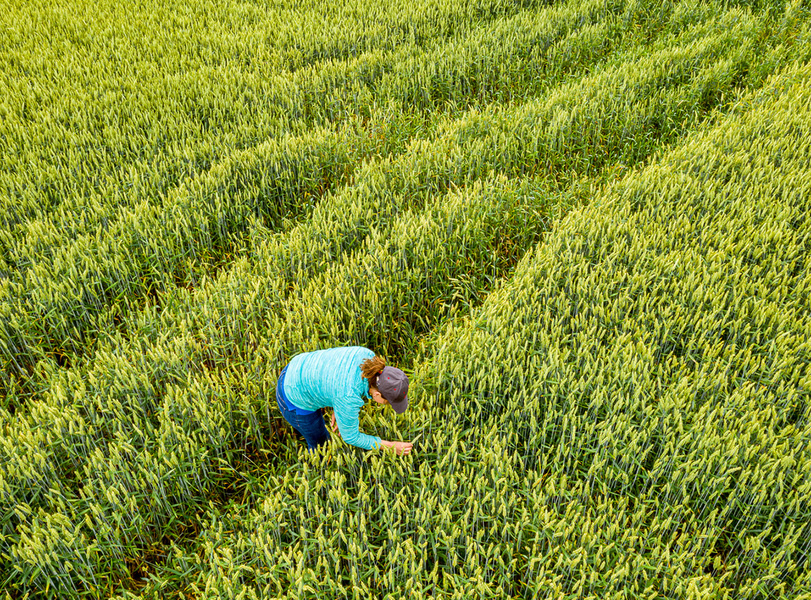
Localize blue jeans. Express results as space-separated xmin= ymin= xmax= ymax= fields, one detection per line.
xmin=276 ymin=371 xmax=331 ymax=451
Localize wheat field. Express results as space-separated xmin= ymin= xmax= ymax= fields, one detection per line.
xmin=1 ymin=0 xmax=810 ymax=598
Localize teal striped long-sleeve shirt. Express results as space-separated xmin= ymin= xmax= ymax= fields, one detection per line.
xmin=282 ymin=346 xmax=382 ymax=450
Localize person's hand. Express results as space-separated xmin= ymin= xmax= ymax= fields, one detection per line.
xmin=380 ymin=440 xmax=413 ymax=455
xmin=330 ymin=411 xmax=340 ymax=436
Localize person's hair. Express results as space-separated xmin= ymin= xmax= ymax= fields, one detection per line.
xmin=360 ymin=356 xmax=386 ymax=389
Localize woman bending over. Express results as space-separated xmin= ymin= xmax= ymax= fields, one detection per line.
xmin=276 ymin=346 xmax=413 ymax=455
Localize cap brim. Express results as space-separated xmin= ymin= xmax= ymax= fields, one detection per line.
xmin=389 ymin=395 xmax=408 ymax=414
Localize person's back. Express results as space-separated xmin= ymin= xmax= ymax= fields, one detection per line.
xmin=285 ymin=346 xmax=371 ymax=410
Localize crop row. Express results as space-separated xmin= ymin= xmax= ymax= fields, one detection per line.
xmin=125 ymin=60 xmax=811 ymax=600
xmin=416 ymin=61 xmax=811 ymax=596
xmin=1 ymin=0 xmax=632 ymax=383
xmin=0 ymin=0 xmax=546 ymax=231
xmin=1 ymin=0 xmax=645 ymax=381
xmin=0 ymin=0 xmax=621 ymax=250
xmin=5 ymin=1 xmax=803 ymax=391
xmin=1 ymin=173 xmax=563 ymax=596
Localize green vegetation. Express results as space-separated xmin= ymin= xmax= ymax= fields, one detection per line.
xmin=1 ymin=0 xmax=809 ymax=598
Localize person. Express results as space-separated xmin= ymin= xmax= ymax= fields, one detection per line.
xmin=276 ymin=346 xmax=413 ymax=455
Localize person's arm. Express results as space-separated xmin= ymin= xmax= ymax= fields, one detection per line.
xmin=329 ymin=413 xmax=412 ymax=455
xmin=331 ymin=399 xmax=413 ymax=454
xmin=332 ymin=398 xmax=383 ymax=450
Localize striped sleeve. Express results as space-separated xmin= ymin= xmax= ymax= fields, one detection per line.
xmin=333 ymin=393 xmax=381 ymax=450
